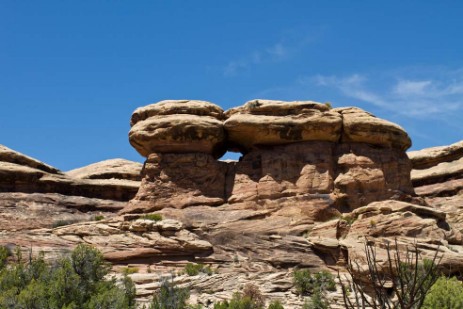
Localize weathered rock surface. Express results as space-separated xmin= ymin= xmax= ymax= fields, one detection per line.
xmin=126 ymin=99 xmax=414 ymax=215
xmin=129 ymin=100 xmax=226 ymax=158
xmin=0 ymin=148 xmax=140 ymax=201
xmin=67 ymin=158 xmax=143 ymax=181
xmin=409 ymin=140 xmax=463 ymax=243
xmin=335 ymin=107 xmax=411 ymax=150
xmin=2 ymin=100 xmax=461 ymax=308
xmin=409 ymin=139 xmax=463 ymax=198
xmin=0 ymin=192 xmax=123 ymax=231
xmin=224 ymin=100 xmax=342 ymax=153
xmin=123 ymin=153 xmax=228 ymax=214
xmin=130 ymin=99 xmax=225 ymax=126
xmin=409 ymin=140 xmax=463 ymax=170
xmin=0 ymin=144 xmax=61 ymax=174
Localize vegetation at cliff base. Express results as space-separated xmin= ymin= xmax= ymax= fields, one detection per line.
xmin=0 ymin=244 xmax=136 ymax=309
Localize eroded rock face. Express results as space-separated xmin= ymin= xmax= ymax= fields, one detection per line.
xmin=224 ymin=100 xmax=342 ymax=153
xmin=129 ymin=100 xmax=226 ymax=158
xmin=67 ymin=158 xmax=143 ymax=181
xmin=123 ymin=153 xmax=228 ymax=214
xmin=408 ymin=140 xmax=463 ymax=233
xmin=335 ymin=107 xmax=411 ymax=150
xmin=126 ymin=100 xmax=414 ymax=215
xmin=1 ymin=101 xmax=462 ymax=308
xmin=0 ymin=144 xmax=61 ymax=174
xmin=0 ymin=147 xmax=141 ymax=201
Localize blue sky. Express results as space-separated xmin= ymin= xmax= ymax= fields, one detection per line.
xmin=1 ymin=1 xmax=462 ymax=171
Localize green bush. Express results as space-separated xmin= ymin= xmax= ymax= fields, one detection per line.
xmin=184 ymin=263 xmax=213 ymax=276
xmin=142 ymin=214 xmax=163 ymax=221
xmin=123 ymin=267 xmax=139 ymax=275
xmin=423 ymin=276 xmax=463 ymax=308
xmin=267 ymin=300 xmax=284 ymax=309
xmin=94 ymin=215 xmax=105 ymax=221
xmin=149 ymin=277 xmax=190 ymax=309
xmin=213 ymin=284 xmax=264 ymax=309
xmin=0 ymin=246 xmax=9 ymax=271
xmin=293 ymin=269 xmax=335 ymax=309
xmin=0 ymin=244 xmax=136 ymax=309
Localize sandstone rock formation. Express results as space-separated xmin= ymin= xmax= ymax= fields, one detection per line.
xmin=409 ymin=140 xmax=463 ymax=232
xmin=129 ymin=100 xmax=226 ymax=158
xmin=67 ymin=158 xmax=143 ymax=181
xmin=125 ymin=99 xmax=413 ymax=214
xmin=0 ymin=146 xmax=141 ymax=201
xmin=1 ymin=100 xmax=462 ymax=308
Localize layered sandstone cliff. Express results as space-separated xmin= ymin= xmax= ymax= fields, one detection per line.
xmin=124 ymin=100 xmax=414 ymax=215
xmin=1 ymin=100 xmax=462 ymax=308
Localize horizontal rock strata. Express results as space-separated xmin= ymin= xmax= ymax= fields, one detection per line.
xmin=125 ymin=99 xmax=413 ymax=214
xmin=0 ymin=145 xmax=141 ymax=201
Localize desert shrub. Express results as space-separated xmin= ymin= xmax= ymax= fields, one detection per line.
xmin=267 ymin=300 xmax=284 ymax=309
xmin=0 ymin=244 xmax=136 ymax=309
xmin=149 ymin=277 xmax=190 ymax=309
xmin=142 ymin=213 xmax=163 ymax=221
xmin=293 ymin=269 xmax=335 ymax=309
xmin=324 ymin=102 xmax=332 ymax=109
xmin=340 ymin=238 xmax=442 ymax=309
xmin=423 ymin=276 xmax=463 ymax=308
xmin=94 ymin=215 xmax=105 ymax=221
xmin=0 ymin=246 xmax=10 ymax=270
xmin=123 ymin=266 xmax=139 ymax=275
xmin=293 ymin=269 xmax=335 ymax=296
xmin=340 ymin=215 xmax=356 ymax=225
xmin=213 ymin=284 xmax=264 ymax=309
xmin=184 ymin=263 xmax=213 ymax=276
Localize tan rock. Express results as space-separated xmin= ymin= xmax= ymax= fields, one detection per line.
xmin=411 ymin=156 xmax=463 ymax=187
xmin=0 ymin=160 xmax=139 ymax=201
xmin=129 ymin=114 xmax=225 ymax=158
xmin=408 ymin=140 xmax=463 ymax=170
xmin=336 ymin=107 xmax=411 ymax=150
xmin=224 ymin=100 xmax=342 ymax=152
xmin=122 ymin=152 xmax=227 ymax=214
xmin=0 ymin=144 xmax=61 ymax=174
xmin=67 ymin=158 xmax=143 ymax=181
xmin=333 ymin=143 xmax=414 ymax=210
xmin=130 ymin=100 xmax=225 ymax=126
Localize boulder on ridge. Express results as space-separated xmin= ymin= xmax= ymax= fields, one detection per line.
xmin=129 ymin=100 xmax=226 ymax=158
xmin=224 ymin=99 xmax=342 ymax=153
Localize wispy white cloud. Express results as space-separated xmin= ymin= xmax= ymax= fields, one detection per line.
xmin=222 ymin=29 xmax=318 ymax=77
xmin=311 ymin=68 xmax=463 ymax=118
xmin=223 ymin=41 xmax=289 ymax=77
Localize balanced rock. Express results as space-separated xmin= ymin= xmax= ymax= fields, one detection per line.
xmin=224 ymin=100 xmax=342 ymax=152
xmin=335 ymin=107 xmax=411 ymax=150
xmin=129 ymin=100 xmax=226 ymax=158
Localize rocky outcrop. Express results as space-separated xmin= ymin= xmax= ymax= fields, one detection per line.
xmin=224 ymin=100 xmax=342 ymax=152
xmin=335 ymin=107 xmax=411 ymax=150
xmin=129 ymin=100 xmax=226 ymax=158
xmin=409 ymin=140 xmax=463 ymax=170
xmin=67 ymin=158 xmax=143 ymax=181
xmin=0 ymin=144 xmax=61 ymax=174
xmin=125 ymin=99 xmax=413 ymax=214
xmin=3 ymin=100 xmax=461 ymax=308
xmin=0 ymin=146 xmax=140 ymax=201
xmin=408 ymin=140 xmax=463 ymax=233
xmin=409 ymin=140 xmax=463 ymax=197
